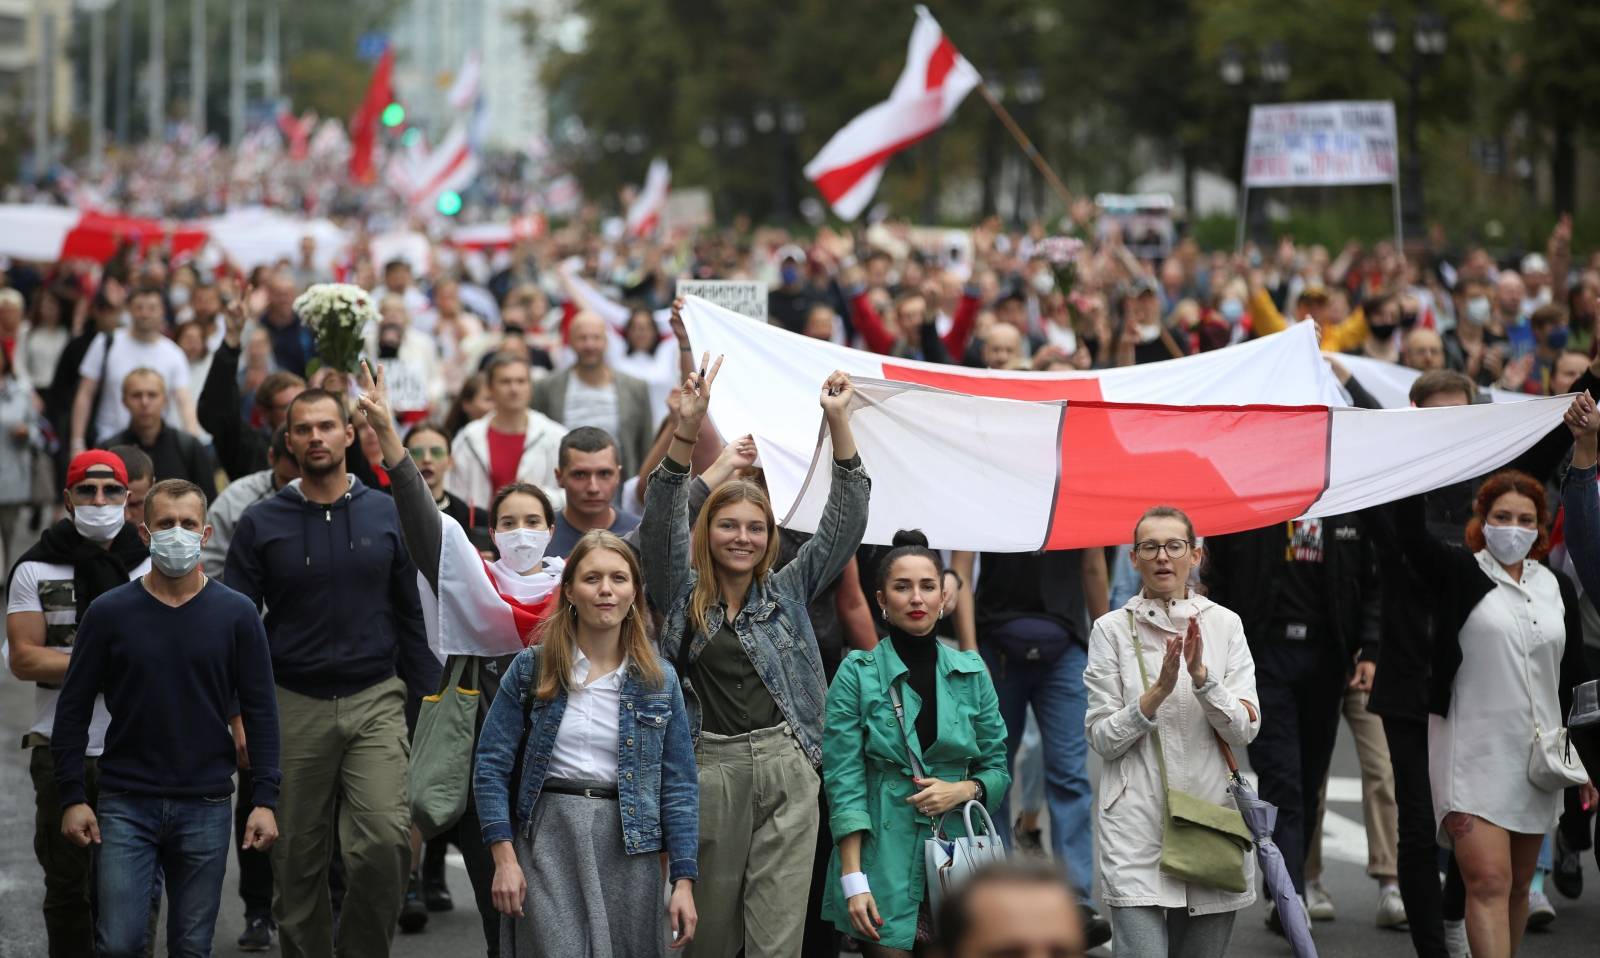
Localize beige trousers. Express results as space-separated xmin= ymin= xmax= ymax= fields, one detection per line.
xmin=1308 ymin=686 xmax=1399 ymax=882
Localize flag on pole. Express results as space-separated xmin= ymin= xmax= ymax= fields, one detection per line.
xmin=626 ymin=158 xmax=671 ymax=237
xmin=349 ymin=46 xmax=394 ymax=184
xmin=447 ymin=52 xmax=482 ymax=111
xmin=405 ymin=120 xmax=480 ymax=212
xmin=783 ymin=378 xmax=1569 ymax=551
xmin=803 ymin=6 xmax=980 ymax=220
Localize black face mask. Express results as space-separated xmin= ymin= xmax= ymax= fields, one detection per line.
xmin=1399 ymin=309 xmax=1420 ymax=329
xmin=1369 ymin=322 xmax=1399 ymax=339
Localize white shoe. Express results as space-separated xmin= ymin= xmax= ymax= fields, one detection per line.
xmin=1375 ymin=885 xmax=1408 ymax=929
xmin=1306 ymin=881 xmax=1336 ymax=921
xmin=1443 ymin=918 xmax=1471 ymax=958
xmin=1527 ymin=888 xmax=1557 ymax=929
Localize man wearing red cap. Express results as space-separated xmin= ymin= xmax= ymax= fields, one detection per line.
xmin=5 ymin=449 xmax=151 ymax=956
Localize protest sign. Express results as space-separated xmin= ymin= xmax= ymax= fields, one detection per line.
xmin=1243 ymin=101 xmax=1399 ymax=188
xmin=1094 ymin=193 xmax=1175 ymax=260
xmin=379 ymin=358 xmax=430 ymax=413
xmin=677 ymin=279 xmax=768 ymax=321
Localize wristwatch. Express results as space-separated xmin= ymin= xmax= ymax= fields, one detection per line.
xmin=970 ymin=779 xmax=986 ymax=804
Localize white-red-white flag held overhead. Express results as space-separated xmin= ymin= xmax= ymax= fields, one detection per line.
xmin=679 ymin=296 xmax=1569 ymax=551
xmin=804 ymin=6 xmax=980 ymax=220
xmin=626 ymin=158 xmax=671 ymax=237
xmin=406 ymin=120 xmax=480 ymax=212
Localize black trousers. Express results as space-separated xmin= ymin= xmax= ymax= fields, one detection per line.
xmin=1246 ymin=640 xmax=1345 ymax=895
xmin=801 ymin=783 xmax=841 ymax=958
xmin=1382 ymin=714 xmax=1448 ymax=958
xmin=234 ymin=772 xmax=274 ymax=921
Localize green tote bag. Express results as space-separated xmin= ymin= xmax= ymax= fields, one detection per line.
xmin=409 ymin=655 xmax=481 ymax=840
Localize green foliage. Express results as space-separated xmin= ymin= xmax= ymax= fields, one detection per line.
xmin=286 ymin=50 xmax=374 ymax=122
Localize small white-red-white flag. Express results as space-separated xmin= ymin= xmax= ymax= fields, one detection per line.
xmin=804 ymin=5 xmax=980 ymax=220
xmin=626 ymin=158 xmax=671 ymax=237
xmin=406 ymin=120 xmax=479 ymax=212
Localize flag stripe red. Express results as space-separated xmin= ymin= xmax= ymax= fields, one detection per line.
xmin=1044 ymin=402 xmax=1332 ymax=550
xmin=924 ymin=37 xmax=959 ymax=90
xmin=810 ymin=129 xmax=939 ymax=204
xmin=882 ymin=362 xmax=1105 ymax=401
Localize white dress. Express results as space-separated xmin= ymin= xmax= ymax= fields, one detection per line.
xmin=1429 ymin=551 xmax=1567 ymax=842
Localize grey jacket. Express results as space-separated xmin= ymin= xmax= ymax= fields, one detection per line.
xmin=202 ymin=469 xmax=277 ymax=578
xmin=640 ymin=455 xmax=870 ymax=767
xmin=531 ymin=367 xmax=654 ymax=478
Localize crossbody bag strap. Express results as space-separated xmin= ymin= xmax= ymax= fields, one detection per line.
xmin=1127 ymin=609 xmax=1170 ymax=796
xmin=886 ymin=682 xmax=928 ymax=781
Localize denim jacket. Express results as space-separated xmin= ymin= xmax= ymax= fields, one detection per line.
xmin=472 ymin=646 xmax=700 ymax=882
xmin=641 ymin=455 xmax=871 ymax=767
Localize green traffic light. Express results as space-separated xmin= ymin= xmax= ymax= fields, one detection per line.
xmin=436 ymin=191 xmax=462 ymax=216
xmin=381 ymin=102 xmax=405 ymax=127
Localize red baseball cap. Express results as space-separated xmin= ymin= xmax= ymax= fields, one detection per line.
xmin=66 ymin=450 xmax=129 ymax=488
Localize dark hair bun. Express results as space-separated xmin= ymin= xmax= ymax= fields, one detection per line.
xmin=891 ymin=529 xmax=930 ymax=548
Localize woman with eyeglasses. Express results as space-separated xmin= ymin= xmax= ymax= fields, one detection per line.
xmin=1084 ymin=506 xmax=1260 ymax=958
xmin=357 ymin=361 xmax=564 ymax=957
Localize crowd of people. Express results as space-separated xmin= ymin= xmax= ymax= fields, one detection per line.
xmin=3 ymin=202 xmax=1600 ymax=958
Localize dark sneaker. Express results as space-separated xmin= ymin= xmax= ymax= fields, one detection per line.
xmin=1554 ymin=831 xmax=1583 ymax=900
xmin=399 ymin=875 xmax=429 ymax=933
xmin=424 ymin=876 xmax=454 ymax=912
xmin=237 ymin=916 xmax=276 ymax=952
xmin=1012 ymin=817 xmax=1044 ymax=857
xmin=1081 ymin=904 xmax=1112 ymax=949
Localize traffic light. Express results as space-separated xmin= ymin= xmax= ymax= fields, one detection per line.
xmin=381 ymin=102 xmax=405 ymax=127
xmin=436 ymin=191 xmax=462 ymax=216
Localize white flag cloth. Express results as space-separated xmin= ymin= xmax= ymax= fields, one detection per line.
xmin=626 ymin=158 xmax=671 ymax=237
xmin=433 ymin=512 xmax=562 ymax=657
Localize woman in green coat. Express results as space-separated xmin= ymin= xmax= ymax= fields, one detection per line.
xmin=822 ymin=531 xmax=1010 ymax=955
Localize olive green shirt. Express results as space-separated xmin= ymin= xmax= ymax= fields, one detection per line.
xmin=691 ymin=613 xmax=783 ymax=735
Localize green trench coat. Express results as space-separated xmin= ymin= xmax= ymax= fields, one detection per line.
xmin=821 ymin=638 xmax=1011 ymax=949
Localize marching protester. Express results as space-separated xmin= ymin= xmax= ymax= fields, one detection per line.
xmin=53 ymin=478 xmax=281 ymax=958
xmin=550 ymin=426 xmax=640 ymax=556
xmin=99 ymin=368 xmax=217 ymax=500
xmin=356 ymin=359 xmax=563 ymax=956
xmin=400 ymin=421 xmax=482 ymax=530
xmin=199 ymin=290 xmax=307 ymax=481
xmin=449 ymin=354 xmax=569 ymax=515
xmin=821 ymin=530 xmax=1010 ymax=955
xmin=533 ymin=311 xmax=654 ymax=478
xmin=642 ymin=356 xmax=870 ymax=957
xmin=1085 ymin=506 xmax=1261 ymax=956
xmin=473 ymin=530 xmax=699 ymax=956
xmin=7 ymin=451 xmax=151 ymax=957
xmin=70 ymin=286 xmax=201 ymax=454
xmin=0 ymin=341 xmax=41 ymax=566
xmin=930 ymin=863 xmax=1085 ymax=958
xmin=1397 ymin=466 xmax=1595 ymax=958
xmin=224 ymin=387 xmax=438 ymax=958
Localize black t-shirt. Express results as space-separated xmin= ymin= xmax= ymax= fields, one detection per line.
xmin=1274 ymin=519 xmax=1328 ymax=634
xmin=974 ymin=549 xmax=1086 ymax=641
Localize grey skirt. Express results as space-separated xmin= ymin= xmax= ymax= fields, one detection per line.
xmin=502 ymin=780 xmax=669 ymax=958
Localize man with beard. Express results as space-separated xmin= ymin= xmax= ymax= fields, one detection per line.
xmin=224 ymin=389 xmax=437 ymax=958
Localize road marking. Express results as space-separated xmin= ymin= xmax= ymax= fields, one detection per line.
xmin=1242 ymin=773 xmax=1371 ymax=865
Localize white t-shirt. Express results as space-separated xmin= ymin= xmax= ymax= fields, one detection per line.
xmin=6 ymin=556 xmax=152 ymax=754
xmin=78 ymin=329 xmax=192 ymax=438
xmin=563 ymin=375 xmax=621 ymax=440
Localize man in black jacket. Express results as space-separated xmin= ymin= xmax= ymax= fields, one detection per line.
xmin=100 ymin=368 xmax=217 ymax=502
xmin=223 ymin=389 xmax=436 ymax=957
xmin=198 ymin=291 xmax=306 ymax=481
xmin=1204 ymin=511 xmax=1382 ymax=918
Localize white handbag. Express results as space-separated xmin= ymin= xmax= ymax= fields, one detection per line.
xmin=1519 ymin=634 xmax=1588 ymax=791
xmin=887 ymin=684 xmax=1007 ymax=925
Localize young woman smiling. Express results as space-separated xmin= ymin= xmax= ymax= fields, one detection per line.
xmin=641 ymin=355 xmax=870 ymax=957
xmin=821 ymin=531 xmax=1010 ymax=956
xmin=474 ymin=531 xmax=699 ymax=956
xmin=1084 ymin=506 xmax=1261 ymax=957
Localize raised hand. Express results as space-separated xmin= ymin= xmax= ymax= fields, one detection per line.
xmin=1140 ymin=637 xmax=1182 ymax=719
xmin=819 ymin=371 xmax=854 ymax=419
xmin=356 ymin=360 xmax=395 ymax=438
xmin=1182 ymin=618 xmax=1207 ymax=687
xmin=677 ymin=352 xmax=723 ymax=428
xmin=222 ymin=284 xmax=253 ymax=348
xmin=1566 ymin=393 xmax=1598 ymax=439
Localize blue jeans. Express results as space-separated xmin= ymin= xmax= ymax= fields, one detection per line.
xmin=979 ymin=640 xmax=1095 ymax=901
xmin=96 ymin=792 xmax=233 ymax=958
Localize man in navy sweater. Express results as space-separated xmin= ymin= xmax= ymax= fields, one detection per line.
xmin=54 ymin=478 xmax=281 ymax=957
xmin=224 ymin=388 xmax=437 ymax=958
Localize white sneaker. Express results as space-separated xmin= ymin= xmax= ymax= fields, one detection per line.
xmin=1443 ymin=918 xmax=1471 ymax=958
xmin=1306 ymin=881 xmax=1336 ymax=921
xmin=1376 ymin=885 xmax=1408 ymax=929
xmin=1527 ymin=888 xmax=1557 ymax=929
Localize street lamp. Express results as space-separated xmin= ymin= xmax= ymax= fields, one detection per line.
xmin=722 ymin=117 xmax=747 ymax=149
xmin=1368 ymin=7 xmax=1447 ymax=239
xmin=1219 ymin=43 xmax=1246 ymax=86
xmin=780 ymin=102 xmax=805 ymax=136
xmin=752 ymin=104 xmax=775 ymax=135
xmin=697 ymin=122 xmax=719 ymax=149
xmin=1260 ymin=42 xmax=1291 ymax=86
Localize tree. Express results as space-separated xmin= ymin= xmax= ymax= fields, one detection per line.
xmin=1506 ymin=0 xmax=1600 ymax=215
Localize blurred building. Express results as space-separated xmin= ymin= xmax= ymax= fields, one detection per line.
xmin=1 ymin=0 xmax=74 ymax=142
xmin=390 ymin=0 xmax=574 ymax=149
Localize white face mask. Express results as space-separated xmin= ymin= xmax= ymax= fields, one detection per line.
xmin=1137 ymin=322 xmax=1162 ymax=344
xmin=72 ymin=503 xmax=125 ymax=542
xmin=1483 ymin=523 xmax=1538 ymax=565
xmin=1030 ymin=271 xmax=1055 ymax=296
xmin=495 ymin=528 xmax=551 ymax=574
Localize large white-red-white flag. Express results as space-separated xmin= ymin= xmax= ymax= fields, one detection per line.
xmin=626 ymin=158 xmax=671 ymax=237
xmin=680 ymin=296 xmax=1570 ymax=551
xmin=804 ymin=6 xmax=980 ymax=220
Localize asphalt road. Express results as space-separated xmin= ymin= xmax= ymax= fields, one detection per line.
xmin=3 ymin=640 xmax=1598 ymax=956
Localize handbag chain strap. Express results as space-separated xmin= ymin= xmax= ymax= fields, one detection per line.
xmin=886 ymin=682 xmax=928 ymax=781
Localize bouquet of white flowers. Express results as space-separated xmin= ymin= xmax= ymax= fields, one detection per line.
xmin=292 ymin=283 xmax=377 ymax=375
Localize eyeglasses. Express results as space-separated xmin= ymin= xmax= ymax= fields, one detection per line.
xmin=1134 ymin=539 xmax=1193 ymax=560
xmin=70 ymin=482 xmax=128 ymax=503
xmin=408 ymin=446 xmax=449 ymax=461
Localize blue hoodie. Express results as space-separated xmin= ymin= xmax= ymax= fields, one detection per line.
xmin=224 ymin=474 xmax=438 ymax=700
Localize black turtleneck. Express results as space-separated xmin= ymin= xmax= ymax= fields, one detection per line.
xmin=887 ymin=623 xmax=940 ymax=754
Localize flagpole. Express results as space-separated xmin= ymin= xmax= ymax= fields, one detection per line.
xmin=975 ymin=82 xmax=1072 ymax=211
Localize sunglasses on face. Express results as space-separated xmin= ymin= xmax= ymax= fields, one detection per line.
xmin=408 ymin=446 xmax=449 ymax=461
xmin=71 ymin=483 xmax=128 ymax=502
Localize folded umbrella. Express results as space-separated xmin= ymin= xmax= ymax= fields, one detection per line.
xmin=1216 ymin=734 xmax=1318 ymax=958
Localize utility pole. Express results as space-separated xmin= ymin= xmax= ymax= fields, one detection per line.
xmin=115 ymin=0 xmax=132 ymax=143
xmin=31 ymin=11 xmax=56 ymax=181
xmin=229 ymin=0 xmax=245 ymax=143
xmin=190 ymin=0 xmax=206 ymax=134
xmin=148 ymin=0 xmax=165 ymax=140
xmin=89 ymin=3 xmax=107 ymax=168
xmin=262 ymin=0 xmax=279 ymax=101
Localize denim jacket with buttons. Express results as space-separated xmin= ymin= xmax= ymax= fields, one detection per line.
xmin=641 ymin=455 xmax=871 ymax=767
xmin=472 ymin=647 xmax=700 ymax=882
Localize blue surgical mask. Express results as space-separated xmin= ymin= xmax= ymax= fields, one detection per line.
xmin=147 ymin=526 xmax=203 ymax=577
xmin=1547 ymin=325 xmax=1570 ymax=350
xmin=1220 ymin=299 xmax=1244 ymax=323
xmin=780 ymin=264 xmax=801 ymax=286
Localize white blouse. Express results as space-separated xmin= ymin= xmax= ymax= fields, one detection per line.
xmin=545 ymin=651 xmax=627 ymax=784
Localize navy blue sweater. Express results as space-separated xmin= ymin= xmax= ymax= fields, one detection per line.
xmin=52 ymin=578 xmax=282 ymax=808
xmin=223 ymin=476 xmax=438 ymax=700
